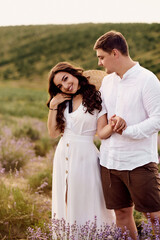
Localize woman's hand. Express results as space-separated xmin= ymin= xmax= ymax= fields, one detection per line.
xmin=109 ymin=115 xmax=127 ymax=134
xmin=48 ymin=93 xmax=71 ymax=139
xmin=108 ymin=114 xmax=116 ymax=128
xmin=97 ymin=114 xmax=115 ymax=139
xmin=49 ymin=93 xmax=71 ymax=109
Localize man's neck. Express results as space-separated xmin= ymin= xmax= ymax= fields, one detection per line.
xmin=116 ymin=57 xmax=136 ymax=79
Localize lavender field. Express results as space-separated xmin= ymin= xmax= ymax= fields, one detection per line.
xmin=0 ymin=23 xmax=160 ymax=239
xmin=0 ymin=115 xmax=54 ymax=238
xmin=0 ymin=97 xmax=160 ymax=239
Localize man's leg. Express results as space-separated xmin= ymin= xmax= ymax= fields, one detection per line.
xmin=115 ymin=206 xmax=138 ymax=240
xmin=129 ymin=163 xmax=160 ymax=235
xmin=143 ymin=211 xmax=160 ymax=234
xmin=101 ymin=166 xmax=136 ymax=238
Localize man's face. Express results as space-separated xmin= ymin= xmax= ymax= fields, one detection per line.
xmin=96 ymin=48 xmax=115 ymax=74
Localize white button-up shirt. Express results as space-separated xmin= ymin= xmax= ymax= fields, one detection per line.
xmin=100 ymin=62 xmax=160 ymax=170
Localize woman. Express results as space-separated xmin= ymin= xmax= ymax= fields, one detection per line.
xmin=47 ymin=62 xmax=116 ymax=227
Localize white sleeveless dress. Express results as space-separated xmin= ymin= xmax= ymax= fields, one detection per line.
xmin=52 ymin=103 xmax=115 ymax=227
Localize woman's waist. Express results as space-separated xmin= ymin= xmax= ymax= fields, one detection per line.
xmin=62 ymin=130 xmax=94 ymax=142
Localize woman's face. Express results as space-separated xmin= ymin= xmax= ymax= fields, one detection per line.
xmin=53 ymin=71 xmax=80 ymax=94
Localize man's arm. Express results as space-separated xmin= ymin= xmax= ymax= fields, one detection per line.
xmin=122 ymin=75 xmax=160 ymax=140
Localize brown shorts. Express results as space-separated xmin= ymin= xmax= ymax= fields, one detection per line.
xmin=101 ymin=162 xmax=160 ymax=212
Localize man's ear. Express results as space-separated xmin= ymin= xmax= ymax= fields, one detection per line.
xmin=112 ymin=49 xmax=119 ymax=58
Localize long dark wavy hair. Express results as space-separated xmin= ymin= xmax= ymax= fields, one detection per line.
xmin=47 ymin=62 xmax=102 ymax=132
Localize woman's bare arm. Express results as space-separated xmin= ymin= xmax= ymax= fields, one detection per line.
xmin=97 ymin=114 xmax=114 ymax=139
xmin=47 ymin=93 xmax=71 ymax=138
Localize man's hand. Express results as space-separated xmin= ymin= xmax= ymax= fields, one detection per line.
xmin=109 ymin=115 xmax=127 ymax=133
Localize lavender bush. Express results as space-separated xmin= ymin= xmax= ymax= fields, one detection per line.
xmin=27 ymin=215 xmax=160 ymax=239
xmin=13 ymin=118 xmax=60 ymax=157
xmin=0 ymin=126 xmax=35 ymax=171
xmin=0 ymin=180 xmax=41 ymax=239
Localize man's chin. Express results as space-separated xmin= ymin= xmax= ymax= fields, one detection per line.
xmin=106 ymin=69 xmax=113 ymax=74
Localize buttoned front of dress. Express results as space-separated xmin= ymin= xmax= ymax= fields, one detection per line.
xmin=52 ymin=101 xmax=115 ymax=228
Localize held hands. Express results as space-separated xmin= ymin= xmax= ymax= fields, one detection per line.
xmin=109 ymin=115 xmax=127 ymax=135
xmin=49 ymin=93 xmax=71 ymax=109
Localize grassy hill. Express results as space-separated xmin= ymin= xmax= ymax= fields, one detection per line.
xmin=0 ymin=23 xmax=160 ymax=85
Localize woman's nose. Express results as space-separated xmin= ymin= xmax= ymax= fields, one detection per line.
xmin=63 ymin=82 xmax=69 ymax=90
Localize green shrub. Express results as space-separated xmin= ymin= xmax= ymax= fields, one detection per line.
xmin=34 ymin=137 xmax=53 ymax=156
xmin=133 ymin=210 xmax=146 ymax=235
xmin=14 ymin=124 xmax=40 ymax=141
xmin=28 ymin=168 xmax=52 ymax=195
xmin=34 ymin=136 xmax=59 ymax=156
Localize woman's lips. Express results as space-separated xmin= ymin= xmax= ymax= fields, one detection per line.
xmin=68 ymin=84 xmax=73 ymax=91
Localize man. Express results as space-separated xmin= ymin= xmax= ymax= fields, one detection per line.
xmin=94 ymin=30 xmax=160 ymax=239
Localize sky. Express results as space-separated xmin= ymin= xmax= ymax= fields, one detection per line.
xmin=0 ymin=0 xmax=160 ymax=26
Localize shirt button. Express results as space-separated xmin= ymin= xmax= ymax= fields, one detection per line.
xmin=66 ymin=143 xmax=69 ymax=147
xmin=66 ymin=157 xmax=68 ymax=160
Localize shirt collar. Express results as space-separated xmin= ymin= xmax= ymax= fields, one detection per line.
xmin=123 ymin=62 xmax=140 ymax=79
xmin=114 ymin=62 xmax=140 ymax=80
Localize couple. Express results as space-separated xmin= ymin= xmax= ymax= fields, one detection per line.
xmin=47 ymin=31 xmax=160 ymax=239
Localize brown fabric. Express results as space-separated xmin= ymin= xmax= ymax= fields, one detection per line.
xmin=101 ymin=162 xmax=160 ymax=212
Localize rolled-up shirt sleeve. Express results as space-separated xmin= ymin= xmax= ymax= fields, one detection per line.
xmin=98 ymin=86 xmax=107 ymax=119
xmin=122 ymin=75 xmax=160 ymax=139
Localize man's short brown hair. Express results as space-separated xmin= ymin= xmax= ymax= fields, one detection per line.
xmin=94 ymin=30 xmax=129 ymax=56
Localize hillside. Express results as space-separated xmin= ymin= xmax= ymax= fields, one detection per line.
xmin=0 ymin=23 xmax=160 ymax=84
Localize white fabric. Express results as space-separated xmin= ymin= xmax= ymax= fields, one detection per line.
xmin=100 ymin=62 xmax=160 ymax=170
xmin=52 ymin=103 xmax=115 ymax=227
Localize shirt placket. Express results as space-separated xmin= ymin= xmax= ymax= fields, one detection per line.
xmin=115 ymin=80 xmax=122 ymax=115
xmin=109 ymin=80 xmax=122 ymax=150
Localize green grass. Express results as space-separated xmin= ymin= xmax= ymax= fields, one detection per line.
xmin=0 ymin=87 xmax=48 ymax=120
xmin=0 ymin=181 xmax=49 ymax=239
